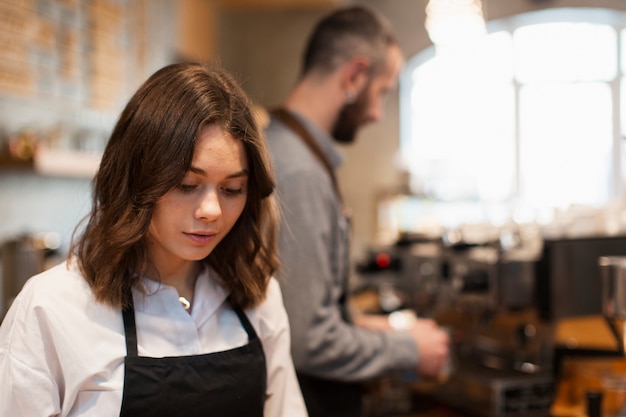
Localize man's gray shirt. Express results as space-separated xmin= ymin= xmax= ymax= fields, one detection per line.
xmin=265 ymin=110 xmax=418 ymax=382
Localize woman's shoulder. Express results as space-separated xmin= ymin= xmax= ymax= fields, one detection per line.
xmin=3 ymin=259 xmax=122 ymax=341
xmin=245 ymin=277 xmax=288 ymax=336
xmin=21 ymin=260 xmax=89 ymax=298
xmin=8 ymin=260 xmax=101 ymax=319
xmin=266 ymin=276 xmax=281 ymax=295
xmin=260 ymin=277 xmax=284 ymax=310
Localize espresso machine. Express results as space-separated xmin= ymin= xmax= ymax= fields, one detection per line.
xmin=355 ymin=227 xmax=555 ymax=416
xmin=355 ymin=230 xmax=626 ymax=416
xmin=412 ymin=231 xmax=555 ymax=417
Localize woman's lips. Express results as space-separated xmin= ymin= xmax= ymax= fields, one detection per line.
xmin=184 ymin=232 xmax=217 ymax=245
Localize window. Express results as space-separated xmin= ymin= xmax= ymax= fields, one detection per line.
xmin=398 ymin=8 xmax=626 ymax=230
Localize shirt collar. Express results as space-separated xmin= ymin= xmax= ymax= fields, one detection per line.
xmin=134 ymin=266 xmax=229 ymax=322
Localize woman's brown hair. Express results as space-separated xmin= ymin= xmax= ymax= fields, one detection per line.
xmin=69 ymin=63 xmax=279 ymax=310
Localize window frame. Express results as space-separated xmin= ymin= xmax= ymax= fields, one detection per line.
xmin=399 ymin=7 xmax=626 ymax=213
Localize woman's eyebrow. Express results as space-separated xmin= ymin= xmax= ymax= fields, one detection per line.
xmin=189 ymin=166 xmax=249 ymax=178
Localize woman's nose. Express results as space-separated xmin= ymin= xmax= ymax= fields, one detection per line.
xmin=196 ymin=189 xmax=221 ymax=221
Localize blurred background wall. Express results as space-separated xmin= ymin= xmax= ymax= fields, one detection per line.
xmin=1 ymin=0 xmax=625 ymax=261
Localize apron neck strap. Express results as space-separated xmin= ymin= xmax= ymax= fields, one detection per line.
xmin=270 ymin=107 xmax=343 ymax=202
xmin=230 ymin=297 xmax=258 ymax=341
xmin=122 ymin=297 xmax=138 ymax=357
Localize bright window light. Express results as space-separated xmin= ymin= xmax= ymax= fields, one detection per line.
xmin=399 ymin=8 xmax=625 ymax=230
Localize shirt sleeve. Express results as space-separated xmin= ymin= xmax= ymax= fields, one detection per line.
xmin=0 ymin=292 xmax=61 ymax=417
xmin=259 ymin=278 xmax=309 ymax=417
xmin=276 ymin=168 xmax=418 ymax=382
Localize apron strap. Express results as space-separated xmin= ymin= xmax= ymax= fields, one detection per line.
xmin=269 ymin=107 xmax=343 ymax=202
xmin=122 ymin=297 xmax=138 ymax=357
xmin=231 ymin=299 xmax=258 ymax=341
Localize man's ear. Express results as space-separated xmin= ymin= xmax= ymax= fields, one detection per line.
xmin=340 ymin=56 xmax=371 ymax=98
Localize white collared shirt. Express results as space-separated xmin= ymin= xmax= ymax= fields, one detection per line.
xmin=0 ymin=261 xmax=307 ymax=417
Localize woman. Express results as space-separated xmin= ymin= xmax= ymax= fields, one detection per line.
xmin=0 ymin=63 xmax=308 ymax=417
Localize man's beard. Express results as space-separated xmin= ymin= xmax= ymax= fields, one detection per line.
xmin=332 ymin=88 xmax=369 ymax=144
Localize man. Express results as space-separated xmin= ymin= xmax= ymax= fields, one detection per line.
xmin=265 ymin=6 xmax=450 ymax=417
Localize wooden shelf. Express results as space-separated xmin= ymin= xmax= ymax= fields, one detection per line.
xmin=33 ymin=146 xmax=101 ymax=178
xmin=219 ymin=0 xmax=341 ymax=10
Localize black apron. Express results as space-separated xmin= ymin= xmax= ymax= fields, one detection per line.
xmin=119 ymin=296 xmax=267 ymax=417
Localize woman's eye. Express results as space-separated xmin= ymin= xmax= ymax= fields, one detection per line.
xmin=222 ymin=187 xmax=244 ymax=196
xmin=178 ymin=184 xmax=197 ymax=193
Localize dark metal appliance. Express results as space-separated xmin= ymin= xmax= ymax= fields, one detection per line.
xmin=1 ymin=233 xmax=60 ymax=319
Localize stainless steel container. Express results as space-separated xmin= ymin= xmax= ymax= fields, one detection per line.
xmin=599 ymin=255 xmax=626 ymax=354
xmin=599 ymin=256 xmax=626 ymax=320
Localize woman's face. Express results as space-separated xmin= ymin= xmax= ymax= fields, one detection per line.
xmin=147 ymin=124 xmax=249 ymax=274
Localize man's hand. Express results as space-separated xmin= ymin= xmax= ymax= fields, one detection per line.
xmin=408 ymin=318 xmax=451 ymax=378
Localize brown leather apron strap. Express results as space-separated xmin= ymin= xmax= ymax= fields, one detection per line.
xmin=269 ymin=107 xmax=342 ymax=201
